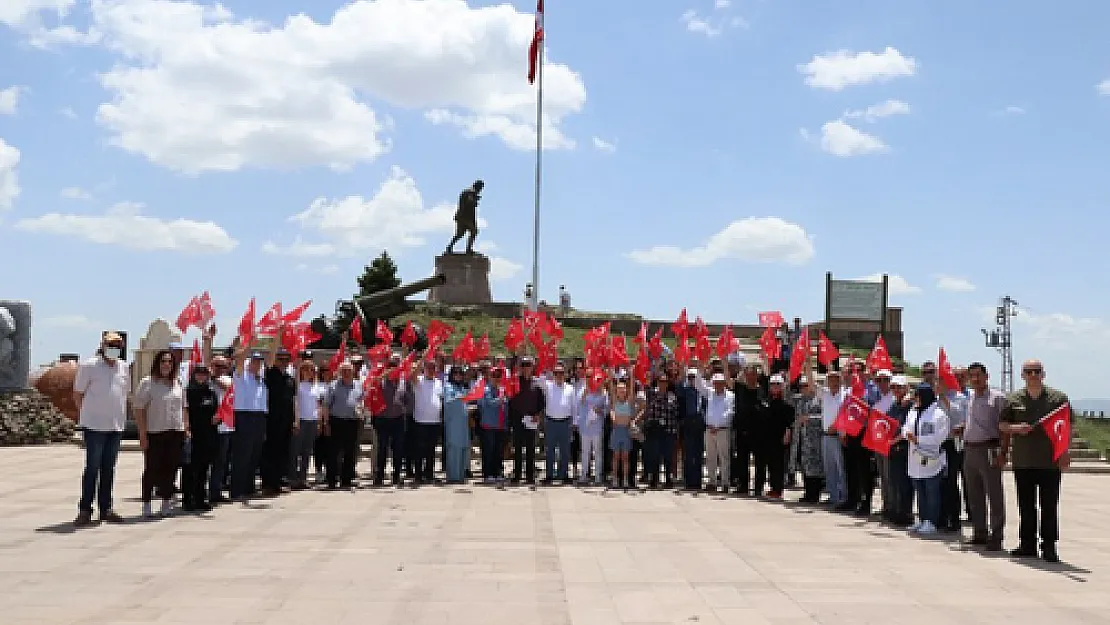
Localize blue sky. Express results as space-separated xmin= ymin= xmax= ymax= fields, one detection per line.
xmin=2 ymin=0 xmax=1109 ymax=398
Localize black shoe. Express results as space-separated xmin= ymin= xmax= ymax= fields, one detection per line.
xmin=833 ymin=502 xmax=854 ymax=513
xmin=510 ymin=477 xmax=521 ymax=485
xmin=967 ymin=534 xmax=990 ymax=546
xmin=1041 ymin=544 xmax=1060 ymax=563
xmin=210 ymin=496 xmax=231 ymax=505
xmin=373 ymin=479 xmax=384 ymax=487
xmin=182 ymin=502 xmax=197 ymax=512
xmin=985 ymin=538 xmax=1003 ymax=552
xmin=541 ymin=479 xmax=554 ymax=486
xmin=196 ymin=502 xmax=213 ymax=513
xmin=1010 ymin=545 xmax=1038 ymax=558
xmin=853 ymin=506 xmax=870 ymax=518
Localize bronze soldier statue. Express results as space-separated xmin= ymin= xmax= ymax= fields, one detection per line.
xmin=446 ymin=179 xmax=483 ymax=254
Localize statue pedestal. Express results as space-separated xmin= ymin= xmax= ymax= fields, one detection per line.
xmin=428 ymin=253 xmax=492 ymax=305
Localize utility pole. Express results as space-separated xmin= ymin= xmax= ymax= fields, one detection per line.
xmin=981 ymin=296 xmax=1018 ymax=392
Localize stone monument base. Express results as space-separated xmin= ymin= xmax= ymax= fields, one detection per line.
xmin=428 ymin=253 xmax=492 ymax=305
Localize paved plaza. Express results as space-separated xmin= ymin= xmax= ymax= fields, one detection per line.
xmin=0 ymin=445 xmax=1106 ymax=625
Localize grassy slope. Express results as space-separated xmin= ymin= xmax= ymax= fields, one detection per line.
xmin=1074 ymin=418 xmax=1110 ymax=458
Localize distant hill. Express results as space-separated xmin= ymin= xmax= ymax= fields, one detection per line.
xmin=1073 ymin=399 xmax=1110 ymax=416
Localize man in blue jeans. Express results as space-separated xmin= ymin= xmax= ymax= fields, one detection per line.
xmin=72 ymin=331 xmax=131 ymax=526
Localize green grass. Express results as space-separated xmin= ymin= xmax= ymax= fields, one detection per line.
xmin=1074 ymin=418 xmax=1110 ymax=458
xmin=394 ymin=311 xmax=593 ymax=356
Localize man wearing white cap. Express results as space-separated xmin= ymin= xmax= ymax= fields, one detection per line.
xmin=860 ymin=369 xmax=894 ymax=517
xmin=803 ymin=356 xmax=848 ymax=509
xmin=676 ymin=367 xmax=707 ymax=491
xmin=753 ymin=374 xmax=795 ymax=499
xmin=702 ymin=372 xmax=735 ymax=492
xmin=72 ymin=331 xmax=130 ymax=526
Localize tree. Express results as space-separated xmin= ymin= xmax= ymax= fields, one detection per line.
xmin=335 ymin=251 xmax=402 ymax=335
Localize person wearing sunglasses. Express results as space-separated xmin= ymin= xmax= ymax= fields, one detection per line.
xmin=999 ymin=360 xmax=1072 ymax=563
xmin=134 ymin=348 xmax=188 ymax=518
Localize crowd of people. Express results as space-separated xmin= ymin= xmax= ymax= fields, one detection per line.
xmin=71 ymin=321 xmax=1073 ymax=564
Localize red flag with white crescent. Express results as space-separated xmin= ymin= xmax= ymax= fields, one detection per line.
xmin=1037 ymin=403 xmax=1072 ymax=462
xmin=527 ymin=0 xmax=544 ymax=85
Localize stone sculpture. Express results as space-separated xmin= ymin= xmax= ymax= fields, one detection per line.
xmin=0 ymin=300 xmax=31 ymax=392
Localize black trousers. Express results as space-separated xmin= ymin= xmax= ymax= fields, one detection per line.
xmin=753 ymin=437 xmax=786 ymax=495
xmin=480 ymin=427 xmax=506 ymax=479
xmin=627 ymin=439 xmax=642 ymax=486
xmin=415 ymin=422 xmax=440 ymax=483
xmin=405 ymin=414 xmax=419 ymax=478
xmin=939 ymin=439 xmax=963 ymax=529
xmin=731 ymin=430 xmax=753 ymax=492
xmin=643 ymin=431 xmax=676 ymax=487
xmin=327 ymin=418 xmax=361 ymax=487
xmin=374 ymin=417 xmax=405 ymax=483
xmin=314 ymin=426 xmax=330 ymax=475
xmin=512 ymin=426 xmax=537 ymax=482
xmin=1014 ymin=467 xmax=1062 ymax=547
xmin=843 ymin=435 xmax=874 ymax=510
xmin=182 ymin=426 xmax=217 ymax=506
xmin=682 ymin=424 xmax=705 ymax=490
xmin=601 ymin=419 xmax=613 ymax=479
xmin=261 ymin=413 xmax=293 ymax=490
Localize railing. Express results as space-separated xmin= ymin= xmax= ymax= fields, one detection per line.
xmin=1079 ymin=411 xmax=1109 ymax=419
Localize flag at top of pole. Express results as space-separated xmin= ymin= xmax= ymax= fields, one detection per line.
xmin=528 ymin=0 xmax=545 ymax=84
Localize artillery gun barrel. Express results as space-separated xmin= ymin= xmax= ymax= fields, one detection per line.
xmin=354 ymin=274 xmax=446 ymax=308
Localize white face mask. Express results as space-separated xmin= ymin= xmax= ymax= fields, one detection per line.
xmin=104 ymin=347 xmax=122 ymax=360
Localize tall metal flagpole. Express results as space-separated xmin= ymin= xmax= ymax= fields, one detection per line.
xmin=529 ymin=5 xmax=544 ymax=312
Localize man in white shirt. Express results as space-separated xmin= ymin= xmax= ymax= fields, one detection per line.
xmin=410 ymin=360 xmax=445 ymax=484
xmin=72 ymin=331 xmax=130 ymax=526
xmin=804 ymin=356 xmax=848 ymax=509
xmin=230 ymin=350 xmax=269 ymax=501
xmin=701 ymin=373 xmax=734 ymax=492
xmin=541 ymin=363 xmax=576 ymax=485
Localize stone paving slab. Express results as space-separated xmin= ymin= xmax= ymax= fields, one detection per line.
xmin=0 ymin=446 xmax=1106 ymax=625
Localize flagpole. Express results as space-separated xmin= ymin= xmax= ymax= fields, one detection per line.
xmin=529 ymin=11 xmax=544 ymax=312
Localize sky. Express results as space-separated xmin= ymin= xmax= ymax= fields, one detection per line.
xmin=2 ymin=0 xmax=1110 ymax=398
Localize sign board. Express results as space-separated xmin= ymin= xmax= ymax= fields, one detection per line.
xmin=828 ymin=280 xmax=884 ymax=322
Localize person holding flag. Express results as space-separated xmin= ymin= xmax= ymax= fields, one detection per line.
xmin=999 ymin=359 xmax=1072 ymax=563
xmin=508 ymin=357 xmax=545 ymax=485
xmin=370 ymin=353 xmax=411 ymax=488
xmin=442 ymin=365 xmax=472 ymax=484
xmin=802 ymin=356 xmax=849 ymax=510
xmin=322 ymin=361 xmax=365 ymax=489
xmin=476 ymin=365 xmax=510 ymax=484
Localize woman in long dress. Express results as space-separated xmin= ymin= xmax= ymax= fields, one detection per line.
xmin=792 ymin=377 xmax=825 ymax=503
xmin=443 ymin=366 xmax=471 ymax=484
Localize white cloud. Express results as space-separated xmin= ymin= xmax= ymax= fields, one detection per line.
xmin=424 ymin=109 xmax=574 ymax=151
xmin=0 ymin=87 xmax=21 ymax=115
xmin=996 ymin=105 xmax=1026 ymax=116
xmin=1014 ymin=310 xmax=1110 ymax=348
xmin=819 ymin=120 xmax=888 ymax=157
xmin=680 ymin=8 xmax=746 ymax=37
xmin=798 ymin=47 xmax=917 ymax=91
xmin=857 ymin=273 xmax=921 ymax=295
xmin=295 ymin=264 xmax=340 ymax=275
xmin=262 ymin=237 xmax=336 ymax=258
xmin=59 ymin=107 xmax=77 ymax=120
xmin=41 ymin=314 xmax=101 ymax=330
xmin=0 ymin=138 xmax=20 ymax=210
xmin=592 ymin=136 xmax=616 ymax=153
xmin=0 ymin=0 xmax=74 ymax=28
xmin=627 ymin=217 xmax=815 ymax=268
xmin=844 ymin=99 xmax=911 ymax=123
xmin=489 ymin=256 xmax=523 ymax=281
xmin=289 ymin=166 xmax=482 ymax=255
xmin=1097 ymin=80 xmax=1110 ymax=96
xmin=14 ymin=202 xmax=238 ymax=253
xmin=72 ymin=0 xmax=586 ymax=173
xmin=60 ymin=186 xmax=92 ymax=200
xmin=935 ymin=275 xmax=976 ymax=292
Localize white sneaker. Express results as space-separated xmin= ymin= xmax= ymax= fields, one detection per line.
xmin=141 ymin=502 xmax=154 ymax=518
xmin=918 ymin=521 xmax=937 ymax=536
xmin=908 ymin=521 xmax=923 ymax=533
xmin=159 ymin=499 xmax=174 ymax=517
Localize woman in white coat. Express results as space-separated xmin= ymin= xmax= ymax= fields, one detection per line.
xmin=902 ymin=383 xmax=950 ymax=536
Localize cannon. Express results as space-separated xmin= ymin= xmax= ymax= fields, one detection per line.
xmin=308 ymin=274 xmax=447 ymax=350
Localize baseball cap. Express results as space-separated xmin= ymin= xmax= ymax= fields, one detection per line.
xmin=769 ymin=374 xmax=785 ymax=384
xmin=103 ymin=331 xmax=123 ymax=344
xmin=686 ymin=367 xmax=699 ymax=377
xmin=891 ymin=375 xmax=908 ymax=386
xmin=710 ymin=373 xmax=726 ymax=382
xmin=876 ymin=369 xmax=892 ymax=379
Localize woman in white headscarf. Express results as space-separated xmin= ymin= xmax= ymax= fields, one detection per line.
xmin=902 ymin=383 xmax=950 ymax=536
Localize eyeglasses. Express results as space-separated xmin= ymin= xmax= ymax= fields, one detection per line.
xmin=1023 ymin=368 xmax=1043 ymax=375
xmin=159 ymin=358 xmax=174 ymax=364
xmin=921 ymin=369 xmax=937 ymax=375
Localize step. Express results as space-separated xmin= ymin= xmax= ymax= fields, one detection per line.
xmin=1070 ymin=438 xmax=1091 ymax=450
xmin=1065 ymin=461 xmax=1110 ymax=475
xmin=1069 ymin=448 xmax=1104 ymax=461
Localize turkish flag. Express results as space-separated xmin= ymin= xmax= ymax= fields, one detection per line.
xmin=833 ymin=395 xmax=868 ymax=437
xmin=400 ymin=320 xmax=418 ymax=348
xmin=938 ymin=347 xmax=962 ymax=392
xmin=527 ymin=0 xmax=544 ymax=84
xmin=849 ymin=368 xmax=867 ymax=398
xmin=672 ymin=308 xmax=689 ymax=341
xmin=463 ymin=382 xmax=486 ymax=402
xmin=427 ymin=319 xmax=454 ymax=343
xmin=759 ymin=326 xmax=781 ymax=362
xmin=587 ymin=367 xmax=608 ymax=393
xmin=197 ymin=291 xmax=216 ymax=325
xmin=545 ymin=315 xmax=564 ymax=341
xmin=237 ymin=297 xmax=256 ymax=348
xmin=175 ymin=296 xmax=202 ymax=333
xmin=610 ymin=335 xmax=630 ymax=367
xmin=367 ymin=343 xmax=391 ymax=364
xmin=633 ymin=348 xmax=650 ymax=386
xmin=375 ymin=320 xmax=393 ymax=345
xmin=527 ymin=323 xmax=545 ymax=351
xmin=787 ymin=328 xmax=809 ymax=382
xmin=816 ymin=331 xmax=839 ymax=367
xmin=363 ymin=376 xmax=388 ymax=415
xmin=504 ymin=318 xmax=525 ymax=352
xmin=189 ymin=338 xmax=202 ymax=367
xmin=866 ymin=335 xmax=894 ymax=372
xmin=758 ymin=311 xmax=785 ymax=328
xmin=452 ymin=331 xmax=476 ymax=364
xmin=673 ymin=340 xmax=691 ymax=366
xmin=633 ymin=322 xmax=647 ymax=347
xmin=474 ymin=334 xmax=491 ymax=361
xmin=390 ymin=351 xmax=418 ymax=382
xmin=1038 ymin=403 xmax=1072 ymax=462
xmin=257 ymin=302 xmax=283 ymax=337
xmin=648 ymin=327 xmax=664 ymax=360
xmin=862 ymin=410 xmax=900 ymax=456
xmin=282 ymin=300 xmax=312 ymax=324
xmin=716 ymin=324 xmax=738 ymax=360
xmin=216 ymin=384 xmax=235 ymax=428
